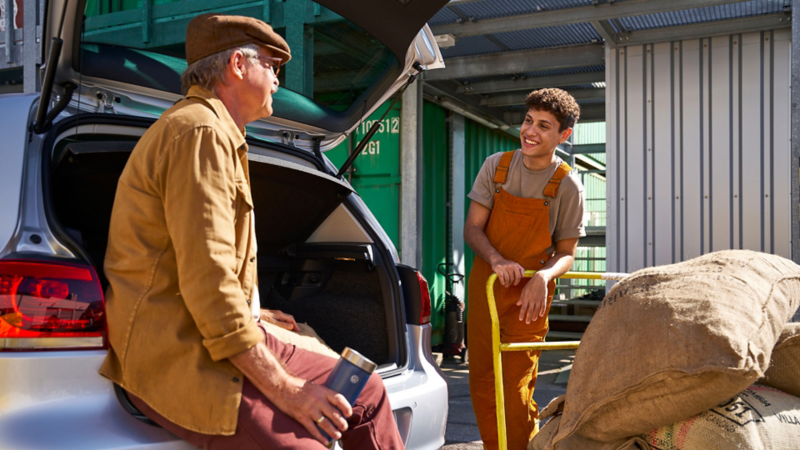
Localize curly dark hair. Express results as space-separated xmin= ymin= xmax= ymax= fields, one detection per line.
xmin=524 ymin=88 xmax=581 ymax=131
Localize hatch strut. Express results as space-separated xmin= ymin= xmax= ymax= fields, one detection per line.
xmin=32 ymin=0 xmax=73 ymax=134
xmin=336 ymin=63 xmax=423 ymax=179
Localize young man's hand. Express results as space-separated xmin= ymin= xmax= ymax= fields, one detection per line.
xmin=516 ymin=272 xmax=550 ymax=323
xmin=261 ymin=309 xmax=299 ymax=331
xmin=490 ymin=257 xmax=526 ymax=287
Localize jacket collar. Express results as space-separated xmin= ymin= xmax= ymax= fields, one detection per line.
xmin=186 ymin=86 xmax=247 ymax=149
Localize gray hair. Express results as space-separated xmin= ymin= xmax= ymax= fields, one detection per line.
xmin=181 ymin=43 xmax=261 ymax=94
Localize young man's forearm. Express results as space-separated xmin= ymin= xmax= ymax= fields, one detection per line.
xmin=532 ymin=252 xmax=574 ymax=283
xmin=464 ymin=224 xmax=503 ymax=265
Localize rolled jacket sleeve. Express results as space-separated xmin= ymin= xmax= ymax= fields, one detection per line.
xmin=159 ymin=126 xmax=262 ymax=361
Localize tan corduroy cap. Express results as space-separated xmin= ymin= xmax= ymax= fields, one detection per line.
xmin=185 ymin=14 xmax=291 ymax=66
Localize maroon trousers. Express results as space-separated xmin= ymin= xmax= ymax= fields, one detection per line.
xmin=129 ymin=325 xmax=405 ymax=449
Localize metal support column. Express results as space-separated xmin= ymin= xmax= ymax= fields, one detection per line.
xmin=401 ymin=80 xmax=422 ymax=267
xmin=22 ymin=0 xmax=38 ymax=92
xmin=4 ymin=0 xmax=14 ymax=64
xmin=450 ymin=112 xmax=466 ymax=301
xmin=284 ymin=0 xmax=313 ymax=97
xmin=793 ymin=0 xmax=800 ymax=263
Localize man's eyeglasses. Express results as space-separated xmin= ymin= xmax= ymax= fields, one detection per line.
xmin=254 ymin=55 xmax=282 ymax=76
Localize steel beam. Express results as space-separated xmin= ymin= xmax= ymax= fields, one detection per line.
xmin=591 ymin=20 xmax=618 ymax=48
xmin=401 ymin=80 xmax=423 ymax=268
xmin=432 ymin=0 xmax=749 ymax=38
xmin=792 ymin=0 xmax=800 ymax=264
xmin=3 ymin=0 xmax=14 ymax=64
xmin=480 ymin=88 xmax=605 ymax=107
xmin=423 ymin=44 xmax=604 ymax=81
xmin=424 ymin=81 xmax=516 ymax=134
xmin=617 ymin=13 xmax=790 ymax=47
xmin=22 ymin=0 xmax=39 ymax=93
xmin=504 ymin=104 xmax=605 ymax=125
xmin=571 ymin=143 xmax=606 ymax=154
xmin=458 ymin=71 xmax=604 ymax=95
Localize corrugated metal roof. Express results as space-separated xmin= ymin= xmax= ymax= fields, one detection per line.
xmin=433 ymin=0 xmax=597 ymax=24
xmin=439 ymin=35 xmax=503 ymax=58
xmin=576 ymin=98 xmax=606 ymax=105
xmin=429 ymin=6 xmax=462 ymax=26
xmin=614 ymin=0 xmax=787 ymax=32
xmin=459 ymin=65 xmax=606 ymax=85
xmin=493 ymin=23 xmax=601 ymax=51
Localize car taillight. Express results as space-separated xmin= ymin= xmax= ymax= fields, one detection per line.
xmin=0 ymin=260 xmax=107 ymax=351
xmin=416 ymin=272 xmax=431 ymax=325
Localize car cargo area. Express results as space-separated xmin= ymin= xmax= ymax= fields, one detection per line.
xmin=47 ymin=127 xmax=402 ymax=368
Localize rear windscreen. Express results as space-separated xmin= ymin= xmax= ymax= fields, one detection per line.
xmin=81 ymin=0 xmax=398 ymax=113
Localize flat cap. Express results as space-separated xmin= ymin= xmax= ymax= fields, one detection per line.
xmin=185 ymin=14 xmax=291 ymax=66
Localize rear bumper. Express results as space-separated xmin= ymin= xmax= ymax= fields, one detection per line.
xmin=383 ymin=324 xmax=449 ymax=450
xmin=0 ymin=326 xmax=448 ymax=450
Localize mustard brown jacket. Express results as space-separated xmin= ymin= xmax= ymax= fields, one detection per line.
xmin=100 ymin=86 xmax=262 ymax=435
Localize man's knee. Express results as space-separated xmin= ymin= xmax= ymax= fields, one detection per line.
xmin=359 ymin=372 xmax=387 ymax=403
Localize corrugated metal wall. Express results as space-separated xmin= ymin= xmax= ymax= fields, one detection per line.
xmin=422 ymin=101 xmax=449 ymax=344
xmin=606 ymin=28 xmax=792 ymax=274
xmin=462 ymin=119 xmax=520 ymax=309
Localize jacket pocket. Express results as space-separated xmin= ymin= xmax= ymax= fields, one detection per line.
xmin=234 ymin=179 xmax=254 ymax=211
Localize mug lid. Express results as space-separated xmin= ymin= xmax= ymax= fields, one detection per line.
xmin=341 ymin=347 xmax=377 ymax=373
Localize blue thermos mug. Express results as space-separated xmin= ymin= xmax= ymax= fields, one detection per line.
xmin=318 ymin=347 xmax=377 ymax=442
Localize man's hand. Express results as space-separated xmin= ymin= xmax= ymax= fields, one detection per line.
xmin=229 ymin=341 xmax=351 ymax=445
xmin=490 ymin=257 xmax=525 ymax=287
xmin=260 ymin=309 xmax=298 ymax=331
xmin=272 ymin=377 xmax=353 ymax=444
xmin=516 ymin=272 xmax=550 ymax=323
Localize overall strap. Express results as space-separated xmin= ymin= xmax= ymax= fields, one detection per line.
xmin=492 ymin=151 xmax=516 ymax=185
xmin=543 ymin=162 xmax=573 ymax=198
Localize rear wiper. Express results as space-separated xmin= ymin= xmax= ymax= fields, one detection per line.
xmin=336 ymin=62 xmax=422 ymax=179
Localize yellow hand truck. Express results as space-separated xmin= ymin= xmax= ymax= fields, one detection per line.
xmin=485 ymin=270 xmax=628 ymax=450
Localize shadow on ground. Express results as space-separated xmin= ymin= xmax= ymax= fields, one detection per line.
xmin=438 ymin=349 xmax=575 ymax=450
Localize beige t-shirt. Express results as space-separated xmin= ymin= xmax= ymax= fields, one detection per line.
xmin=468 ymin=151 xmax=586 ymax=255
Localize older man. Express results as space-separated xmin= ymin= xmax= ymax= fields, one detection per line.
xmin=99 ymin=14 xmax=404 ymax=449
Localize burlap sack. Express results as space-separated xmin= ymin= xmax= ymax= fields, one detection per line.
xmin=640 ymin=385 xmax=800 ymax=450
xmin=553 ymin=250 xmax=800 ymax=445
xmin=529 ymin=396 xmax=650 ymax=450
xmin=262 ymin=321 xmax=340 ymax=359
xmin=760 ymin=323 xmax=800 ymax=397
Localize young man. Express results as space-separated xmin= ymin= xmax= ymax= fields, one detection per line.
xmin=464 ymin=88 xmax=586 ymax=450
xmin=100 ymin=14 xmax=404 ymax=449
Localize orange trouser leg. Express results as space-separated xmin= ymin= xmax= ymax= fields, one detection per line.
xmin=467 ymin=260 xmax=547 ymax=450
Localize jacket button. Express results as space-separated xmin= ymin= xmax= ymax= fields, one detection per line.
xmin=232 ymin=377 xmax=240 ymax=383
xmin=540 ymin=260 xmax=545 ymax=264
xmin=495 ymin=189 xmax=500 ymax=193
xmin=544 ymin=201 xmax=549 ymax=206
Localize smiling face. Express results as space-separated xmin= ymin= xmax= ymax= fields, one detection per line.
xmin=519 ymin=108 xmax=572 ymax=169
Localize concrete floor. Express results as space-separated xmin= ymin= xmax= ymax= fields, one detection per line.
xmin=437 ymin=349 xmax=576 ymax=449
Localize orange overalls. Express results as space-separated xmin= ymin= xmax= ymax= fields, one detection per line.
xmin=467 ymin=151 xmax=572 ymax=450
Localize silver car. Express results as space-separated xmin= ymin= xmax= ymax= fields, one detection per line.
xmin=0 ymin=0 xmax=449 ymax=448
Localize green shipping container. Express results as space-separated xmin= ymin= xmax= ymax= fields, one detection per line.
xmin=421 ymin=101 xmax=449 ymax=345
xmin=327 ymin=102 xmax=401 ymax=248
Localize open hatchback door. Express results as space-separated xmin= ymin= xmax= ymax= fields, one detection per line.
xmin=41 ymin=0 xmax=446 ymax=151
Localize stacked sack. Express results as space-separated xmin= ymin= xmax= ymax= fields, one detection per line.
xmin=530 ymin=250 xmax=800 ymax=450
